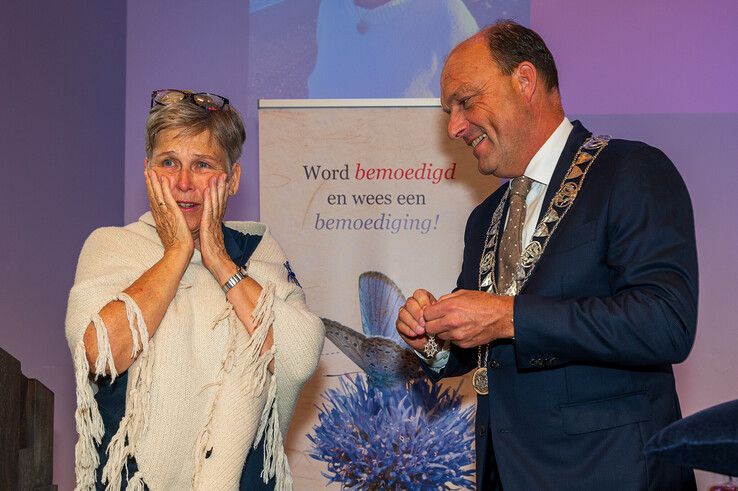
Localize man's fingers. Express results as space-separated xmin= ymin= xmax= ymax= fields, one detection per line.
xmin=404 ymin=296 xmax=424 ymax=317
xmin=438 ymin=328 xmax=482 ymax=349
xmin=403 ymin=298 xmax=427 ymax=332
xmin=395 ymin=318 xmax=427 ymax=351
xmin=423 ymin=298 xmax=450 ymax=322
xmin=425 ymin=316 xmax=454 ymax=338
xmin=412 ymin=289 xmax=436 ymax=308
xmin=397 ymin=306 xmax=425 ymax=336
xmin=437 ymin=290 xmax=461 ymax=302
xmin=395 ymin=318 xmax=417 ymax=340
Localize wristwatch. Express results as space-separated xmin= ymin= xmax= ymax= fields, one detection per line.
xmin=221 ymin=262 xmax=249 ymax=294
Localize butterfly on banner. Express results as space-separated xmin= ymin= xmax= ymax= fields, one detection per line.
xmin=322 ymin=271 xmax=424 ymax=388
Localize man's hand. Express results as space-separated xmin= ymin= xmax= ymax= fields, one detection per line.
xmin=146 ymin=169 xmax=194 ymax=257
xmin=395 ymin=288 xmax=437 ymax=351
xmin=199 ymin=173 xmax=236 ymax=284
xmin=423 ymin=290 xmax=514 ymax=349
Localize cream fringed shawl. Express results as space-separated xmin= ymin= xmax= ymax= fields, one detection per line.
xmin=65 ymin=212 xmax=325 ymax=490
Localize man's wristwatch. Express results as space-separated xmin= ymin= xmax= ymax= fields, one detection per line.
xmin=221 ymin=262 xmax=250 ymax=294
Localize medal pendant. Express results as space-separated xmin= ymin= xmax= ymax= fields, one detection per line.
xmin=472 ymin=367 xmax=489 ymax=395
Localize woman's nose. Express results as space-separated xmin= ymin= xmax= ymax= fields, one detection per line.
xmin=176 ymin=168 xmax=193 ymax=191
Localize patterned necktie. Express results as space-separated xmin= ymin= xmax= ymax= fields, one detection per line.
xmin=497 ymin=176 xmax=533 ymax=294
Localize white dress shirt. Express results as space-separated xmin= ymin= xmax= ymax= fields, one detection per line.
xmin=518 ymin=117 xmax=573 ymax=248
xmin=419 ymin=117 xmax=574 ymax=369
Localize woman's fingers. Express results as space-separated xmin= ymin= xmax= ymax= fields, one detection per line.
xmin=202 ymin=184 xmax=212 ymax=226
xmin=200 ymin=177 xmax=219 ymax=240
xmin=146 ymin=170 xmax=170 ymax=227
xmin=199 ymin=175 xmax=230 ymax=274
xmin=211 ymin=175 xmax=221 ymax=221
xmin=148 ymin=170 xmax=166 ymax=206
xmin=203 ymin=176 xmax=216 ymax=225
xmin=145 ymin=169 xmax=162 ymax=209
xmin=217 ymin=173 xmax=227 ymax=218
xmin=159 ymin=175 xmax=177 ymax=207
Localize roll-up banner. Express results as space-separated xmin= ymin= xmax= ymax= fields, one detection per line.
xmin=259 ymin=99 xmax=499 ymax=489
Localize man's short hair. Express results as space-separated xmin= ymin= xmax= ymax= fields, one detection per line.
xmin=145 ymin=102 xmax=246 ymax=173
xmin=484 ymin=20 xmax=559 ymax=91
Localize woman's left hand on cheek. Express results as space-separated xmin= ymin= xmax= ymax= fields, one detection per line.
xmin=200 ymin=173 xmax=233 ymax=280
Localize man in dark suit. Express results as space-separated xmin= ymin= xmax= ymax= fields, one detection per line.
xmin=395 ymin=21 xmax=698 ymax=490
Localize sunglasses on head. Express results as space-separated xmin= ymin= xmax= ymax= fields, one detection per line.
xmin=150 ymin=89 xmax=230 ymax=111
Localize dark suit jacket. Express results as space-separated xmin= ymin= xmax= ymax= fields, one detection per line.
xmin=429 ymin=121 xmax=698 ymax=491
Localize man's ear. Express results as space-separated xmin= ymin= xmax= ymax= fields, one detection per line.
xmin=515 ymin=62 xmax=537 ymax=102
xmin=227 ymin=163 xmax=242 ymax=196
xmin=144 ymin=158 xmax=149 ymax=170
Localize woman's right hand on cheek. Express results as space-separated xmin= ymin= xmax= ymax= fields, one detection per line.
xmin=145 ymin=169 xmax=194 ymax=256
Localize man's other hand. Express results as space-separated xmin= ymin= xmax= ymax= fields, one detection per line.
xmin=423 ymin=290 xmax=514 ymax=349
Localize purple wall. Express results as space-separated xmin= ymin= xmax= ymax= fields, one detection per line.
xmin=124 ymin=0 xmax=252 ymax=224
xmin=0 ymin=2 xmax=127 ymax=489
xmin=532 ymin=0 xmax=738 ymax=115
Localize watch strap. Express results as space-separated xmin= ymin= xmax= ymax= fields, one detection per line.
xmin=221 ymin=262 xmax=249 ymax=294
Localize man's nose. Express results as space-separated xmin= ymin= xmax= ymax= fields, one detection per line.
xmin=447 ymin=110 xmax=468 ymax=140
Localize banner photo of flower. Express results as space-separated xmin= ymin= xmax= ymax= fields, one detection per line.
xmin=259 ymin=99 xmax=499 ymax=489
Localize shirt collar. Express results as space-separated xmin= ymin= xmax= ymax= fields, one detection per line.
xmin=524 ymin=117 xmax=574 ymax=186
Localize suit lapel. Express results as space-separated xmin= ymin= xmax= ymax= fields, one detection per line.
xmin=536 ymin=120 xmax=592 ymax=224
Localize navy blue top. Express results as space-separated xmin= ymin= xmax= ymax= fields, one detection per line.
xmin=94 ymin=225 xmax=274 ymax=490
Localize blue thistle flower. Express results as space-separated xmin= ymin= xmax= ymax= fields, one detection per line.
xmin=308 ymin=375 xmax=475 ymax=490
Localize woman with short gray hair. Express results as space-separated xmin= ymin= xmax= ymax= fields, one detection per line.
xmin=66 ymin=89 xmax=324 ymax=490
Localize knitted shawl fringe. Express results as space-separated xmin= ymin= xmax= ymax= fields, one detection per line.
xmin=72 ymin=283 xmax=291 ymax=490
